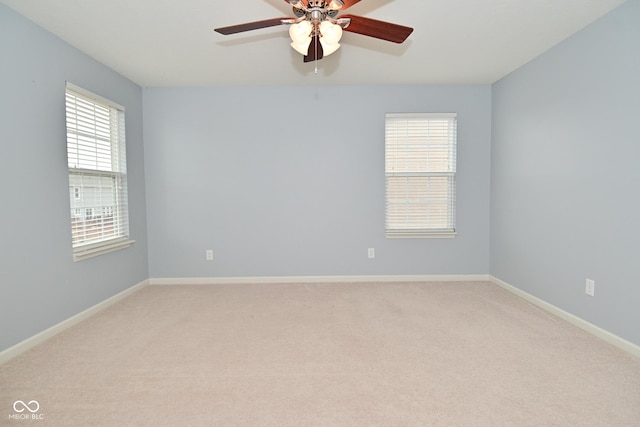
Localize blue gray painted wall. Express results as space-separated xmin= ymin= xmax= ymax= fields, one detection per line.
xmin=0 ymin=4 xmax=148 ymax=351
xmin=490 ymin=0 xmax=640 ymax=345
xmin=143 ymin=85 xmax=491 ymax=278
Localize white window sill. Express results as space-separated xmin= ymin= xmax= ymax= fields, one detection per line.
xmin=73 ymin=238 xmax=135 ymax=261
xmin=386 ymin=231 xmax=457 ymax=239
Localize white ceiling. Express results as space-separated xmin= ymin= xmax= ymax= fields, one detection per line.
xmin=1 ymin=0 xmax=626 ymax=87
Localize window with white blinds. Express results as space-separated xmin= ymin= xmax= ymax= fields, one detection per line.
xmin=65 ymin=83 xmax=133 ymax=260
xmin=385 ymin=113 xmax=457 ymax=237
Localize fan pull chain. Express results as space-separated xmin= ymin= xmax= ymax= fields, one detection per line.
xmin=314 ymin=35 xmax=318 ymax=74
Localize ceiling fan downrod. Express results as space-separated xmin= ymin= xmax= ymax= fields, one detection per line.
xmin=287 ymin=0 xmax=346 ymax=25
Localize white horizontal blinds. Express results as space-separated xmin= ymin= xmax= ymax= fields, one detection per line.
xmin=66 ymin=93 xmax=114 ymax=171
xmin=385 ymin=113 xmax=457 ymax=235
xmin=66 ymin=84 xmax=129 ymax=249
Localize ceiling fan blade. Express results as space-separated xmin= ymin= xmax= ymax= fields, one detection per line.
xmin=214 ymin=18 xmax=290 ymax=35
xmin=340 ymin=15 xmax=413 ymax=43
xmin=337 ymin=0 xmax=362 ymax=10
xmin=303 ymin=35 xmax=324 ymax=62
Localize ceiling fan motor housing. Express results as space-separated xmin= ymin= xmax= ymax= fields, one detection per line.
xmin=292 ymin=1 xmax=339 ymax=21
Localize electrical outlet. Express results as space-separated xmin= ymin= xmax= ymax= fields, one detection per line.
xmin=206 ymin=249 xmax=214 ymax=261
xmin=585 ymin=279 xmax=595 ymax=296
xmin=368 ymin=248 xmax=375 ymax=259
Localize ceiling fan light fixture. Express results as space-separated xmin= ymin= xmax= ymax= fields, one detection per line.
xmin=289 ymin=21 xmax=312 ymax=55
xmin=319 ymin=20 xmax=342 ymax=56
xmin=320 ymin=21 xmax=342 ymax=44
xmin=289 ymin=20 xmax=312 ymax=42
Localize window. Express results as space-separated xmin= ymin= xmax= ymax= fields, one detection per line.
xmin=385 ymin=113 xmax=457 ymax=237
xmin=65 ymin=83 xmax=133 ymax=260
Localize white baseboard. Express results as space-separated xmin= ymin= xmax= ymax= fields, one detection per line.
xmin=0 ymin=280 xmax=148 ymax=365
xmin=490 ymin=275 xmax=640 ymax=359
xmin=149 ymin=274 xmax=492 ymax=286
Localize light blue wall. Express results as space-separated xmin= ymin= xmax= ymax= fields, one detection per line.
xmin=0 ymin=4 xmax=148 ymax=352
xmin=491 ymin=0 xmax=640 ymax=346
xmin=143 ymin=85 xmax=491 ymax=278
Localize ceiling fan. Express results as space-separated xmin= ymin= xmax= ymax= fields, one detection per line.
xmin=214 ymin=0 xmax=413 ymax=63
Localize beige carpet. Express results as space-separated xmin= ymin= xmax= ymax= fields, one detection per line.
xmin=1 ymin=281 xmax=639 ymax=426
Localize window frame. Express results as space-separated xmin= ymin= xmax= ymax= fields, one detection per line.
xmin=65 ymin=82 xmax=134 ymax=261
xmin=385 ymin=112 xmax=458 ymax=238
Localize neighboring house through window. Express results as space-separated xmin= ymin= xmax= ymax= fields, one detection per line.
xmin=65 ymin=83 xmax=133 ymax=260
xmin=385 ymin=113 xmax=457 ymax=237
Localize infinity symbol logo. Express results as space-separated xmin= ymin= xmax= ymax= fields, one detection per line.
xmin=13 ymin=400 xmax=40 ymax=413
